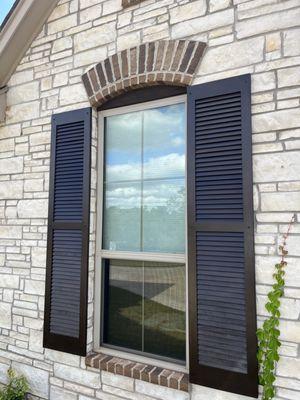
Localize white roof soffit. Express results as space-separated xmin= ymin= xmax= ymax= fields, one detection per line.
xmin=0 ymin=0 xmax=58 ymax=87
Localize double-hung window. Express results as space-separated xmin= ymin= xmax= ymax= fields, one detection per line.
xmin=44 ymin=75 xmax=258 ymax=398
xmin=96 ymin=96 xmax=187 ymax=364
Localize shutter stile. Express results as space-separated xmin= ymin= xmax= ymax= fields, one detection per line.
xmin=187 ymin=75 xmax=258 ymax=397
xmin=44 ymin=108 xmax=91 ymax=356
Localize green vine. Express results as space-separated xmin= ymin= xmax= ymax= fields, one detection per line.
xmin=0 ymin=368 xmax=29 ymax=400
xmin=257 ymin=213 xmax=296 ymax=400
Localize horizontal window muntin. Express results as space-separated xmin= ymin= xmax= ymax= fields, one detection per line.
xmin=98 ymin=96 xmax=187 ymax=365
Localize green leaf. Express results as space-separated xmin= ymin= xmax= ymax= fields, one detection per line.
xmin=256 ymin=245 xmax=293 ymax=400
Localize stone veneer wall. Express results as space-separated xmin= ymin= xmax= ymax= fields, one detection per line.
xmin=0 ymin=0 xmax=300 ymax=399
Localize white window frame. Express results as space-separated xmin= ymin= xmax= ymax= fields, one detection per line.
xmin=94 ymin=94 xmax=189 ymax=372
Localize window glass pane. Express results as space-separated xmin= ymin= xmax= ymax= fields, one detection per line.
xmin=144 ymin=262 xmax=186 ymax=361
xmin=103 ymin=181 xmax=141 ymax=251
xmin=103 ymin=101 xmax=185 ymax=254
xmin=105 ymin=112 xmax=142 ymax=183
xmin=103 ymin=259 xmax=143 ymax=351
xmin=103 ymin=259 xmax=186 ymax=362
xmin=143 ymin=103 xmax=185 ymax=180
xmin=143 ymin=179 xmax=185 ymax=253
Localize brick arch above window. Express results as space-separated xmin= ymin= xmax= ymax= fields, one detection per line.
xmin=82 ymin=40 xmax=206 ymax=108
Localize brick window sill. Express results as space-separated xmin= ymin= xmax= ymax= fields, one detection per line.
xmin=86 ymin=352 xmax=189 ymax=392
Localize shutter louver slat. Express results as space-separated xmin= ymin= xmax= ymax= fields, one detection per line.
xmin=44 ymin=108 xmax=91 ymax=356
xmin=187 ymin=75 xmax=258 ymax=398
xmin=195 ymin=102 xmax=244 ymax=220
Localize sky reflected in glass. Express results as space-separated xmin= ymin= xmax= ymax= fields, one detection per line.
xmin=103 ymin=103 xmax=186 ymax=253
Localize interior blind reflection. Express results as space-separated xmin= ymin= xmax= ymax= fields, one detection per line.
xmin=103 ymin=259 xmax=186 ymax=361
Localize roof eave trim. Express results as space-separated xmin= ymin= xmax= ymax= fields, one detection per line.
xmin=0 ymin=0 xmax=58 ymax=87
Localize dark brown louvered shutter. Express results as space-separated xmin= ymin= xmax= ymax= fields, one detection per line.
xmin=187 ymin=75 xmax=258 ymax=398
xmin=43 ymin=108 xmax=91 ymax=356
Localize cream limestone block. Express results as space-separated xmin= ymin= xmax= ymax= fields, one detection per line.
xmin=143 ymin=23 xmax=169 ymax=41
xmin=28 ymin=329 xmax=43 ymax=353
xmin=101 ymin=371 xmax=134 ymax=392
xmin=252 ymin=132 xmax=276 ymax=143
xmin=237 ymin=0 xmax=298 ymax=19
xmin=253 ymin=143 xmax=283 ymax=153
xmin=7 ymin=82 xmax=39 ymax=105
xmin=45 ymin=349 xmax=80 ymax=367
xmin=278 ymin=343 xmax=299 ymax=357
xmin=261 ymin=192 xmax=300 ymax=211
xmin=117 ymin=31 xmax=140 ymax=52
xmin=253 ymin=151 xmax=300 ymax=182
xmin=74 ymin=46 xmax=107 ymax=68
xmin=277 ymin=388 xmax=300 ymax=400
xmin=80 ymin=3 xmax=103 ymax=23
xmin=80 ymin=0 xmax=100 ymax=9
xmin=0 ymin=225 xmax=22 ymax=239
xmin=171 ymin=9 xmax=234 ymax=39
xmin=54 ymin=364 xmax=100 ymax=388
xmin=41 ymin=76 xmax=53 ymax=91
xmin=60 ymin=83 xmax=88 ymax=105
xmin=9 ymin=70 xmax=34 ymax=86
xmin=236 ymin=8 xmax=300 ymax=38
xmin=252 ymin=108 xmax=300 ymax=133
xmin=17 ymin=199 xmax=48 ymax=218
xmin=24 ymin=280 xmax=45 ymax=296
xmin=48 ymin=3 xmax=69 ymax=22
xmin=279 ymin=320 xmax=300 ymax=344
xmin=0 ymin=138 xmax=14 ymax=152
xmin=29 ymin=132 xmax=50 ymax=146
xmin=278 ymin=66 xmax=300 ymax=88
xmin=31 ymin=247 xmax=47 ymax=268
xmin=50 ymin=386 xmax=77 ymax=400
xmin=285 ymin=140 xmax=300 ymax=150
xmin=53 ymin=71 xmax=69 ymax=87
xmin=276 ymin=376 xmax=300 ymax=391
xmin=24 ymin=318 xmax=43 ymax=330
xmin=0 ymin=302 xmax=12 ymax=329
xmin=136 ymin=380 xmax=189 ymax=400
xmin=199 ymin=37 xmax=264 ymax=74
xmin=284 ymin=28 xmax=300 ymax=56
xmin=52 ymin=36 xmax=73 ymax=53
xmin=118 ymin=11 xmax=131 ymax=28
xmin=266 ymin=32 xmax=281 ymax=53
xmin=252 ymin=72 xmax=276 ymax=92
xmin=15 ymin=142 xmax=28 ymax=155
xmin=135 ymin=7 xmax=166 ymax=23
xmin=0 ymin=124 xmax=21 ymax=138
xmin=48 ymin=14 xmax=77 ymax=35
xmin=170 ymin=0 xmax=206 ymax=24
xmin=74 ymin=22 xmax=116 ymax=52
xmin=24 ymin=179 xmax=44 ymax=192
xmin=279 ymin=181 xmax=300 ymax=191
xmin=0 ymin=180 xmax=23 ymax=200
xmin=210 ymin=0 xmax=231 ymax=13
xmin=6 ymin=101 xmax=40 ymax=124
xmin=0 ymin=156 xmax=23 ymax=174
xmin=0 ymin=275 xmax=19 ymax=289
xmin=102 ymin=0 xmax=122 ymax=16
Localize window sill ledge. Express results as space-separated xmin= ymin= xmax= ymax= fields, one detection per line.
xmin=86 ymin=352 xmax=189 ymax=392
